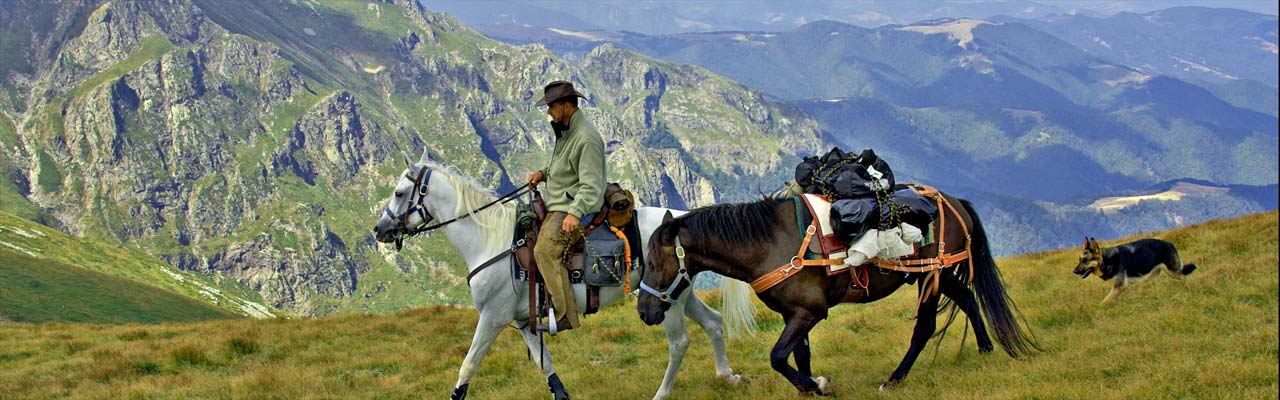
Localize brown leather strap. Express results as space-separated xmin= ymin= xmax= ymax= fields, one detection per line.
xmin=867 ymin=185 xmax=975 ymax=317
xmin=872 ymin=186 xmax=971 ymax=281
xmin=750 ymin=224 xmax=843 ymax=293
xmin=587 ymin=286 xmax=600 ymax=315
xmin=466 ymin=239 xmax=527 ymax=285
xmin=528 ymin=247 xmax=540 ymax=334
xmin=583 ymin=208 xmax=609 ymax=234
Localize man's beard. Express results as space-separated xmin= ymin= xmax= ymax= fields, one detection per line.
xmin=552 ymin=120 xmax=570 ymax=139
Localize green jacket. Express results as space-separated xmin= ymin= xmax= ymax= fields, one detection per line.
xmin=542 ymin=110 xmax=606 ymax=219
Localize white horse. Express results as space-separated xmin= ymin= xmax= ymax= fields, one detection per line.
xmin=372 ymin=151 xmax=754 ymax=400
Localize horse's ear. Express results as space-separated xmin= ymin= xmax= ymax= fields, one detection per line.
xmin=401 ymin=150 xmax=413 ymax=168
xmin=662 ymin=210 xmax=674 ymax=223
xmin=419 ymin=148 xmax=430 ymax=164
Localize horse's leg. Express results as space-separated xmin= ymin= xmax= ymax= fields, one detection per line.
xmin=793 ymin=334 xmax=812 ymax=377
xmin=882 ymin=290 xmax=941 ymax=390
xmin=940 ymin=276 xmax=994 ymax=353
xmin=451 ymin=311 xmax=510 ymax=400
xmin=683 ymin=291 xmax=745 ymax=386
xmin=518 ymin=328 xmax=570 ymax=400
xmin=770 ymin=310 xmax=828 ymax=395
xmin=653 ymin=300 xmax=692 ymax=400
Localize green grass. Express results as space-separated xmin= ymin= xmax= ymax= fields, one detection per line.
xmin=0 ymin=112 xmax=15 ymax=149
xmin=0 ymin=211 xmax=1272 ymax=398
xmin=0 ymin=251 xmax=235 ymax=324
xmin=0 ymin=210 xmax=278 ymax=319
xmin=32 ymin=148 xmax=61 ymax=194
xmin=65 ymin=35 xmax=176 ymax=101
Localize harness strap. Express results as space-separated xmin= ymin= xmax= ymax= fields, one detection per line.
xmin=868 ymin=186 xmax=974 ymax=318
xmin=750 ymin=223 xmax=843 ymax=293
xmin=872 ymin=187 xmax=972 ymax=282
xmin=466 ymin=238 xmax=527 ymax=285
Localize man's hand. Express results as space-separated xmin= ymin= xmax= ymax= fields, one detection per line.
xmin=527 ymin=171 xmax=545 ymax=188
xmin=562 ymin=213 xmax=580 ymax=233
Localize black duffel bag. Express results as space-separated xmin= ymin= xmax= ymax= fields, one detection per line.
xmin=830 ymin=197 xmax=880 ymax=243
xmin=882 ymin=188 xmax=938 ymax=232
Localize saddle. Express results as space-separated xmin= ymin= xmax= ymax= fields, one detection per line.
xmin=513 ymin=183 xmax=640 ymax=334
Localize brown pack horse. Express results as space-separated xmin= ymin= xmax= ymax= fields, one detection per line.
xmin=636 ymin=189 xmax=1038 ymax=394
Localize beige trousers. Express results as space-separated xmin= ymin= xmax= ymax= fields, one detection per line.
xmin=533 ymin=212 xmax=580 ymax=328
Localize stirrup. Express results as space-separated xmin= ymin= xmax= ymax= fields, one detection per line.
xmin=537 ymin=308 xmax=573 ymax=335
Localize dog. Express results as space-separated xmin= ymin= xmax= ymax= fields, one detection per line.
xmin=1074 ymin=237 xmax=1197 ymax=303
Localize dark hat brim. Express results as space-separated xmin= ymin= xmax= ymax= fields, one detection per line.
xmin=534 ymin=90 xmax=585 ymax=107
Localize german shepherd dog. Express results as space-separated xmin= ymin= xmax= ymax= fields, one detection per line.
xmin=1075 ymin=237 xmax=1197 ymax=303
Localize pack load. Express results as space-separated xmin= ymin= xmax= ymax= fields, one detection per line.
xmin=792 ymin=147 xmax=938 ymax=261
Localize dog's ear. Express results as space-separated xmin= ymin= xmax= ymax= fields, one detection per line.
xmin=1083 ymin=236 xmax=1090 ymax=247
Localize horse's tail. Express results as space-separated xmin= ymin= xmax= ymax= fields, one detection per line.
xmin=961 ymin=199 xmax=1040 ymax=358
xmin=720 ymin=276 xmax=758 ymax=340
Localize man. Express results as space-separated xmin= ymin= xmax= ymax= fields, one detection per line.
xmin=527 ymin=80 xmax=606 ymax=334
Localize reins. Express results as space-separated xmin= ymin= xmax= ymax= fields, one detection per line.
xmin=384 ymin=165 xmax=531 ymax=250
xmin=406 ymin=184 xmax=532 ymax=236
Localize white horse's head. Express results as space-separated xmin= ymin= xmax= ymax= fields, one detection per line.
xmin=373 ymin=150 xmax=450 ymax=249
xmin=372 ymin=150 xmax=515 ymax=254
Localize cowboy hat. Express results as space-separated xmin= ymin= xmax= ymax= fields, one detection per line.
xmin=534 ymin=80 xmax=586 ymax=107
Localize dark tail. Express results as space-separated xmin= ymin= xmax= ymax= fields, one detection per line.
xmin=960 ymin=199 xmax=1039 ymax=358
xmin=1181 ymin=263 xmax=1197 ymax=275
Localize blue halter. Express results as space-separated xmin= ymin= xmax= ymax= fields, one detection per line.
xmin=640 ymin=236 xmax=692 ymax=304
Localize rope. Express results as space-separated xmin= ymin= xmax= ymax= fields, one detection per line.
xmin=610 ymin=226 xmax=633 ymax=292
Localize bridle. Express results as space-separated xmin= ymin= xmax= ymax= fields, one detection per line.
xmin=383 ymin=166 xmax=434 ymax=250
xmin=382 ymin=165 xmax=529 ymax=251
xmin=639 ymin=235 xmax=692 ymax=304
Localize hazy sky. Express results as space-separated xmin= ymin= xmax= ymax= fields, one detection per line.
xmin=1032 ymin=0 xmax=1277 ymax=15
xmin=425 ymin=0 xmax=1278 ymax=35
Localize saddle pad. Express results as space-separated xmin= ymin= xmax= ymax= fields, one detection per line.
xmin=798 ymin=194 xmax=849 ymax=274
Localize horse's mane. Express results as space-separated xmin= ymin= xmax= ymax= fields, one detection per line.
xmin=422 ymin=162 xmax=516 ymax=253
xmin=663 ymin=195 xmax=789 ymax=249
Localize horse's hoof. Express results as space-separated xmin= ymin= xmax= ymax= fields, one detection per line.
xmin=879 ymin=380 xmax=898 ymax=392
xmin=451 ymin=383 xmax=470 ymax=400
xmin=814 ymin=376 xmax=831 ymax=396
xmin=722 ymin=374 xmax=747 ymax=387
xmin=548 ymin=373 xmax=570 ymax=400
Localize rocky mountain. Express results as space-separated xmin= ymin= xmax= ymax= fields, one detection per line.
xmin=443 ymin=12 xmax=1278 ymax=256
xmin=0 ymin=0 xmax=821 ymax=315
xmin=604 ymin=18 xmax=1276 ymax=196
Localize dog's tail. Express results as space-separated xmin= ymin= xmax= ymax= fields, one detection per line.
xmin=961 ymin=199 xmax=1040 ymax=358
xmin=1181 ymin=263 xmax=1198 ymax=275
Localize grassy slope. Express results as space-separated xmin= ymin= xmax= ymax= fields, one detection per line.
xmin=0 ymin=210 xmax=275 ymax=318
xmin=0 ymin=251 xmax=234 ymax=324
xmin=0 ymin=211 xmax=1274 ymax=398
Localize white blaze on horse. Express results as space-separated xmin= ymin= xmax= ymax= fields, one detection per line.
xmin=372 ymin=150 xmax=752 ymax=400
